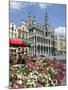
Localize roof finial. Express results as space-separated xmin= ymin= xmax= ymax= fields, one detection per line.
xmin=45 ymin=8 xmax=48 ymax=26
xmin=28 ymin=12 xmax=32 ymax=17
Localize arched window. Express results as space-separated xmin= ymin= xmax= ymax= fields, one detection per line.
xmin=46 ymin=46 xmax=48 ymax=53
xmin=38 ymin=45 xmax=40 ymax=54
xmin=41 ymin=45 xmax=43 ymax=54
xmin=44 ymin=46 xmax=45 ymax=54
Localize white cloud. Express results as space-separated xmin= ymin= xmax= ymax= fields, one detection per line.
xmin=10 ymin=1 xmax=52 ymax=10
xmin=55 ymin=26 xmax=66 ymax=36
xmin=10 ymin=2 xmax=22 ymax=10
xmin=10 ymin=2 xmax=37 ymax=10
xmin=38 ymin=3 xmax=51 ymax=9
xmin=10 ymin=1 xmax=24 ymax=10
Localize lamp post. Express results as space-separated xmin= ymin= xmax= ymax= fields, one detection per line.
xmin=52 ymin=29 xmax=57 ymax=67
xmin=35 ymin=32 xmax=36 ymax=56
xmin=52 ymin=29 xmax=55 ymax=56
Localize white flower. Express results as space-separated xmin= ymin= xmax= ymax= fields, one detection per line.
xmin=27 ymin=82 xmax=30 ymax=85
xmin=27 ymin=79 xmax=31 ymax=82
xmin=33 ymin=75 xmax=37 ymax=78
xmin=45 ymin=75 xmax=48 ymax=78
xmin=33 ymin=70 xmax=38 ymax=74
xmin=47 ymin=79 xmax=49 ymax=84
xmin=17 ymin=70 xmax=19 ymax=72
xmin=11 ymin=74 xmax=14 ymax=77
xmin=52 ymin=69 xmax=54 ymax=73
xmin=51 ymin=68 xmax=53 ymax=70
xmin=49 ymin=77 xmax=51 ymax=81
xmin=24 ymin=73 xmax=26 ymax=75
xmin=33 ymin=83 xmax=36 ymax=87
xmin=16 ymin=80 xmax=22 ymax=85
xmin=55 ymin=80 xmax=57 ymax=85
xmin=51 ymin=80 xmax=53 ymax=85
xmin=39 ymin=74 xmax=42 ymax=77
xmin=53 ymin=79 xmax=57 ymax=85
xmin=30 ymin=72 xmax=33 ymax=76
xmin=35 ymin=76 xmax=38 ymax=81
xmin=32 ymin=81 xmax=35 ymax=85
xmin=15 ymin=85 xmax=19 ymax=88
xmin=53 ymin=84 xmax=55 ymax=86
xmin=45 ymin=84 xmax=49 ymax=87
xmin=17 ymin=75 xmax=22 ymax=79
xmin=42 ymin=79 xmax=45 ymax=82
xmin=23 ymin=76 xmax=28 ymax=80
xmin=47 ymin=68 xmax=49 ymax=70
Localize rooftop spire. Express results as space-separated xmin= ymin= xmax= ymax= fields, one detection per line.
xmin=28 ymin=12 xmax=32 ymax=18
xmin=45 ymin=9 xmax=49 ymax=32
xmin=33 ymin=16 xmax=36 ymax=22
xmin=45 ymin=9 xmax=48 ymax=26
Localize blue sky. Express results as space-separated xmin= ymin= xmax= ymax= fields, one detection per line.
xmin=9 ymin=1 xmax=66 ymax=36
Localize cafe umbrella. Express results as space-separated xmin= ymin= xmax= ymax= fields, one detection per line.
xmin=23 ymin=39 xmax=31 ymax=47
xmin=9 ymin=38 xmax=31 ymax=47
xmin=9 ymin=38 xmax=31 ymax=64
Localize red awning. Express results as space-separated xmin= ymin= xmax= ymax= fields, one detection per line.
xmin=9 ymin=38 xmax=25 ymax=47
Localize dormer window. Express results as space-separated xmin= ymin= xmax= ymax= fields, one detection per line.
xmin=15 ymin=29 xmax=16 ymax=31
xmin=23 ymin=27 xmax=24 ymax=31
xmin=33 ymin=21 xmax=36 ymax=25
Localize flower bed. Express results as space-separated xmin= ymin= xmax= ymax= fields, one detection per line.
xmin=9 ymin=59 xmax=66 ymax=88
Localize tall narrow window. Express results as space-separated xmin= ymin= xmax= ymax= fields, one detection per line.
xmin=46 ymin=32 xmax=47 ymax=36
xmin=12 ymin=26 xmax=14 ymax=31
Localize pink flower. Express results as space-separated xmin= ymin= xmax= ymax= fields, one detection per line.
xmin=51 ymin=75 xmax=55 ymax=79
xmin=36 ymin=66 xmax=39 ymax=70
xmin=23 ymin=76 xmax=28 ymax=80
xmin=60 ymin=72 xmax=64 ymax=80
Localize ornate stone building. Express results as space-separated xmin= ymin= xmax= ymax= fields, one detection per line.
xmin=17 ymin=21 xmax=30 ymax=55
xmin=57 ymin=35 xmax=66 ymax=55
xmin=9 ymin=23 xmax=18 ymax=38
xmin=9 ymin=12 xmax=58 ymax=57
xmin=27 ymin=12 xmax=57 ymax=56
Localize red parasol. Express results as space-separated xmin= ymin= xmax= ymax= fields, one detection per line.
xmin=9 ymin=38 xmax=25 ymax=47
